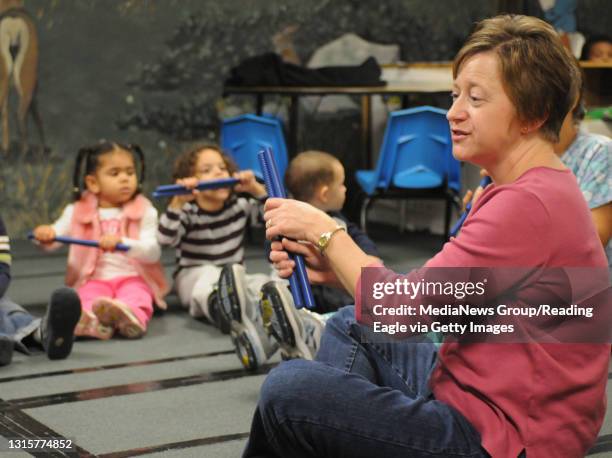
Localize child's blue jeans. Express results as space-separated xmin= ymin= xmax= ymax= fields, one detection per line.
xmin=0 ymin=296 xmax=39 ymax=353
xmin=243 ymin=305 xmax=489 ymax=458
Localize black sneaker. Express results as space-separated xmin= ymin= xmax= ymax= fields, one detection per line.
xmin=40 ymin=287 xmax=81 ymax=360
xmin=0 ymin=336 xmax=13 ymax=366
xmin=207 ymin=290 xmax=230 ymax=334
xmin=261 ymin=281 xmax=295 ymax=349
xmin=217 ymin=264 xmax=244 ymax=324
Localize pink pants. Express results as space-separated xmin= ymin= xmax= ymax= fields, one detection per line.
xmin=78 ymin=276 xmax=154 ymax=327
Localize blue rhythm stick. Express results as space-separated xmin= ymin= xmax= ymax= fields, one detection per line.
xmin=152 ymin=177 xmax=240 ymax=198
xmin=449 ymin=176 xmax=492 ymax=238
xmin=258 ymin=151 xmax=304 ymax=307
xmin=27 ymin=233 xmax=130 ymax=252
xmin=258 ymin=147 xmax=316 ymax=309
xmin=263 ymin=147 xmax=315 ymax=309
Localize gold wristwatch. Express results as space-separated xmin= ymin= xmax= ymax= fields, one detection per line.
xmin=317 ymin=226 xmax=346 ymax=254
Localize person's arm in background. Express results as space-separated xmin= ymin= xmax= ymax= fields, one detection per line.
xmin=564 ymin=137 xmax=611 ymax=248
xmin=591 ymin=203 xmax=611 ymax=247
xmin=0 ymin=216 xmax=11 ymax=298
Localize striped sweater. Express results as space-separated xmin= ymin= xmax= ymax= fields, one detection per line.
xmin=157 ymin=196 xmax=262 ymax=273
xmin=0 ymin=216 xmax=11 ymax=298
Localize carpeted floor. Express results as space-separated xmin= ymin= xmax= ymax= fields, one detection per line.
xmin=0 ymin=227 xmax=610 ymax=457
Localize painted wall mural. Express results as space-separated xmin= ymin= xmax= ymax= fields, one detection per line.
xmin=0 ymin=0 xmax=44 ymax=154
xmin=0 ymin=0 xmax=609 ymax=235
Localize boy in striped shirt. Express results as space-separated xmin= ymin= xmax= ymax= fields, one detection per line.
xmin=157 ymin=144 xmax=276 ymax=357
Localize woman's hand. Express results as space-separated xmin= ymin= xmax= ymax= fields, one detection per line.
xmin=234 ymin=170 xmax=267 ymax=198
xmin=269 ymin=239 xmax=340 ymax=286
xmin=461 ymin=189 xmax=476 ymax=212
xmin=461 ymin=169 xmax=490 ymax=211
xmin=264 ymin=198 xmax=337 ymax=245
xmin=33 ymin=225 xmax=56 ymax=245
xmin=168 ymin=177 xmax=199 ymax=210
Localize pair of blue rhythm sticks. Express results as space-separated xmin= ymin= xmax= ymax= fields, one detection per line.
xmin=258 ymin=147 xmax=315 ymax=309
xmin=449 ymin=176 xmax=492 ymax=238
xmin=152 ymin=177 xmax=240 ymax=198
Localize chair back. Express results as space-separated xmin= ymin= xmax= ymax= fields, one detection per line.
xmin=386 ymin=106 xmax=460 ymax=192
xmin=221 ymin=114 xmax=289 ymax=180
xmin=356 ymin=106 xmax=462 ymax=237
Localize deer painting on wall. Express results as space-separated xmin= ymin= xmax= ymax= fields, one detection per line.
xmin=0 ymin=0 xmax=44 ymax=154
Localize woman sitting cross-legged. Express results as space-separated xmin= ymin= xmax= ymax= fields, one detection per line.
xmin=243 ymin=14 xmax=611 ymax=458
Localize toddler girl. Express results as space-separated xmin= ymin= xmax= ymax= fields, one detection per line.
xmin=34 ymin=141 xmax=169 ymax=339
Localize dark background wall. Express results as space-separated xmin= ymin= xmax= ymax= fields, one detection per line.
xmin=1 ymin=0 xmax=609 ymax=235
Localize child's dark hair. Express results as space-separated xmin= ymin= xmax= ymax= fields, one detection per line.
xmin=73 ymin=141 xmax=145 ymax=201
xmin=285 ymin=150 xmax=340 ymax=202
xmin=580 ymin=34 xmax=612 ymax=61
xmin=172 ymin=144 xmax=237 ymax=181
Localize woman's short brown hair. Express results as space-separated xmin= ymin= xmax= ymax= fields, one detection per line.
xmin=172 ymin=143 xmax=237 ymax=181
xmin=453 ymin=14 xmax=581 ymax=143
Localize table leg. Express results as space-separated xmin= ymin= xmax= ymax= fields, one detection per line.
xmin=288 ymin=94 xmax=299 ymax=156
xmin=361 ymin=94 xmax=372 ymax=169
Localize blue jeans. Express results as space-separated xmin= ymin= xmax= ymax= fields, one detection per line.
xmin=0 ymin=296 xmax=39 ymax=353
xmin=243 ymin=306 xmax=488 ymax=458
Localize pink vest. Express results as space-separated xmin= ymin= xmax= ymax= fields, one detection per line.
xmin=65 ymin=192 xmax=169 ymax=308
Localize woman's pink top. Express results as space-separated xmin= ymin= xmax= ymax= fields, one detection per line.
xmin=356 ymin=167 xmax=610 ymax=457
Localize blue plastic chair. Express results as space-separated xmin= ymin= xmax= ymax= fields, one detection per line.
xmin=220 ymin=114 xmax=289 ymax=181
xmin=355 ymin=106 xmax=461 ymax=239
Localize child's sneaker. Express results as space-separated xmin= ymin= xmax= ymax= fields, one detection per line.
xmin=217 ymin=264 xmax=278 ymax=371
xmin=206 ymin=289 xmax=230 ymax=334
xmin=40 ymin=287 xmax=81 ymax=360
xmin=93 ymin=298 xmax=146 ymax=339
xmin=260 ymin=281 xmax=326 ymax=360
xmin=0 ymin=336 xmax=13 ymax=366
xmin=75 ymin=310 xmax=114 ymax=340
